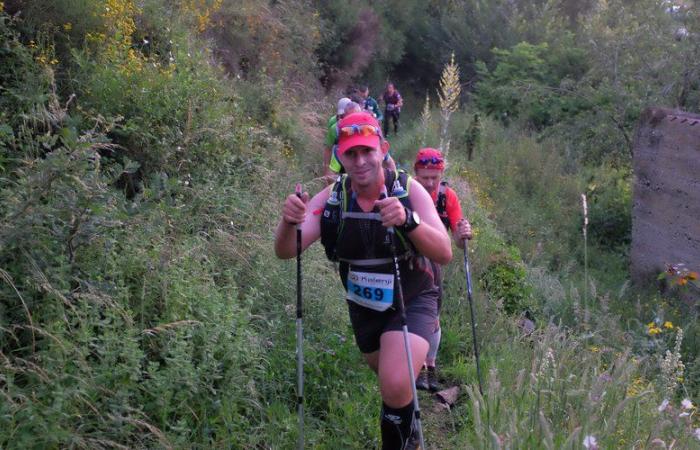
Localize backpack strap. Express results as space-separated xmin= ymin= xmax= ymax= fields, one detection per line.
xmin=437 ymin=181 xmax=448 ymax=215
xmin=386 ymin=169 xmax=416 ymax=251
xmin=341 ymin=211 xmax=382 ymax=221
xmin=436 ymin=180 xmax=451 ymax=230
xmin=320 ymin=175 xmax=348 ymax=261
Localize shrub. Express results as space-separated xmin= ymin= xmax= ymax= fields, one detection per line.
xmin=480 ymin=246 xmax=535 ymax=315
xmin=585 ymin=166 xmax=632 ymax=251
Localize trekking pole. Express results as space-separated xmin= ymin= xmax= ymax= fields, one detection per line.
xmin=295 ymin=183 xmax=304 ymax=449
xmin=383 ymin=189 xmax=426 ymax=450
xmin=463 ymin=239 xmax=484 ymax=396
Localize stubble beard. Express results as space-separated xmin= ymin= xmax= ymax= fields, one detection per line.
xmin=350 ymin=163 xmax=381 ymax=190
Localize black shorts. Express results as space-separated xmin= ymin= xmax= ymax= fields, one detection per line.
xmin=347 ymin=287 xmax=439 ymax=354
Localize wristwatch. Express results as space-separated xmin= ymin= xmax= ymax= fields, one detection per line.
xmin=399 ymin=207 xmax=420 ymax=233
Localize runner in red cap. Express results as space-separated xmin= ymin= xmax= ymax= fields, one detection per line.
xmin=327 ymin=107 xmax=396 ymax=179
xmin=275 ymin=113 xmax=452 ymax=449
xmin=413 ymin=148 xmax=473 ymax=392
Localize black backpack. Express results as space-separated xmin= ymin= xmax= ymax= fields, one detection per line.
xmin=320 ymin=169 xmax=412 ymax=262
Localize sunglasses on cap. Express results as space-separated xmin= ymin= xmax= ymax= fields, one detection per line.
xmin=339 ymin=124 xmax=381 ymax=138
xmin=417 ymin=156 xmax=443 ymax=165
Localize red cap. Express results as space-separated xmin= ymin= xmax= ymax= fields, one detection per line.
xmin=414 ymin=148 xmax=445 ymax=170
xmin=337 ymin=112 xmax=382 ymax=155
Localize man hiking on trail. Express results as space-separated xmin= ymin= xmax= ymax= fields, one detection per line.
xmin=382 ymin=83 xmax=403 ymax=136
xmin=275 ymin=112 xmax=452 ymax=449
xmin=359 ymin=85 xmax=383 ymax=122
xmin=412 ymin=148 xmax=473 ymax=392
xmin=327 ymin=102 xmax=397 ymax=180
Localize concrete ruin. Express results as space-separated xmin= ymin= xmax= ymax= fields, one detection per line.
xmin=631 ymin=107 xmax=700 ymax=285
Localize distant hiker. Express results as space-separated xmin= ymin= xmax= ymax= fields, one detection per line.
xmin=464 ymin=113 xmax=481 ymax=161
xmin=349 ymin=90 xmax=365 ymax=107
xmin=412 ymin=148 xmax=472 ymax=392
xmin=275 ymin=112 xmax=452 ymax=449
xmin=324 ymin=97 xmax=352 ymax=178
xmin=382 ymin=83 xmax=403 ymax=136
xmin=344 ymin=101 xmax=362 ymax=116
xmin=328 ymin=103 xmax=396 ymax=179
xmin=359 ymin=85 xmax=383 ymax=122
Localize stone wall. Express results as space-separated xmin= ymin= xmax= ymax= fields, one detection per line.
xmin=631 ymin=107 xmax=700 ymax=284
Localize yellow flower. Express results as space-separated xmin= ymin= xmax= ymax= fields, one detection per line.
xmin=626 ymin=377 xmax=647 ymax=396
xmin=63 ymin=23 xmax=72 ymax=31
xmin=589 ymin=346 xmax=600 ymax=353
xmin=663 ymin=321 xmax=674 ymax=329
xmin=648 ymin=326 xmax=662 ymax=336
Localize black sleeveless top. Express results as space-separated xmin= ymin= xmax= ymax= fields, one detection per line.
xmin=332 ymin=171 xmax=436 ymax=305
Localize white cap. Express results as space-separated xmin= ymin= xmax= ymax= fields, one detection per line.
xmin=337 ymin=97 xmax=351 ymax=115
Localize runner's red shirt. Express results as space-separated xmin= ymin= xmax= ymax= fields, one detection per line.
xmin=430 ymin=186 xmax=462 ymax=231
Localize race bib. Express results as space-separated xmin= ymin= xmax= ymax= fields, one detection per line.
xmin=386 ymin=104 xmax=396 ymax=111
xmin=346 ymin=270 xmax=394 ymax=311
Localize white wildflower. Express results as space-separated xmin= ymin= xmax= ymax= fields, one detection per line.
xmin=658 ymin=399 xmax=670 ymax=412
xmin=694 ymin=428 xmax=700 ymax=441
xmin=660 ymin=328 xmax=685 ymax=397
xmin=583 ymin=435 xmax=598 ymax=449
xmin=536 ymin=347 xmax=557 ymax=383
xmin=681 ymin=399 xmax=694 ymax=410
xmin=679 ymin=412 xmax=690 ymax=418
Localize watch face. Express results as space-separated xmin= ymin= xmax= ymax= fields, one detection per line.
xmin=412 ymin=210 xmax=421 ymax=225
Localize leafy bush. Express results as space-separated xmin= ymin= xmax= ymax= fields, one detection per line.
xmin=0 ymin=13 xmax=54 ymax=135
xmin=586 ymin=166 xmax=632 ymax=251
xmin=480 ymin=246 xmax=535 ymax=315
xmin=475 ymin=39 xmax=590 ymax=130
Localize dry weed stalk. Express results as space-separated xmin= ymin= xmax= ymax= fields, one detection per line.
xmin=143 ymin=320 xmax=202 ymax=336
xmin=438 ymin=52 xmax=461 ymax=159
xmin=108 ymin=414 xmax=173 ymax=449
xmin=0 ymin=268 xmax=35 ymax=352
